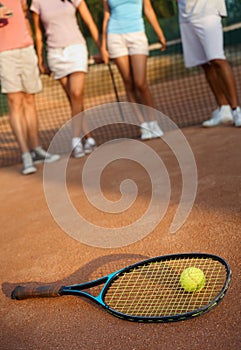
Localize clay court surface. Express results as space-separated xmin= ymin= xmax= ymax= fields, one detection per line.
xmin=0 ymin=125 xmax=240 ymax=350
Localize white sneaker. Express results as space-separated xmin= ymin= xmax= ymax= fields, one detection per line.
xmin=22 ymin=152 xmax=37 ymax=175
xmin=232 ymin=106 xmax=241 ymax=127
xmin=149 ymin=121 xmax=164 ymax=138
xmin=84 ymin=137 xmax=96 ymax=154
xmin=140 ymin=122 xmax=153 ymax=140
xmin=72 ymin=138 xmax=85 ymax=158
xmin=31 ymin=146 xmax=60 ymax=164
xmin=202 ymin=105 xmax=233 ymax=127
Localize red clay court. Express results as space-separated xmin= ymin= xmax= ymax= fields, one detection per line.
xmin=0 ymin=125 xmax=240 ymax=350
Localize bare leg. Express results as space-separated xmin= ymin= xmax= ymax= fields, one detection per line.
xmin=22 ymin=93 xmax=40 ymax=149
xmin=202 ymin=59 xmax=238 ymax=108
xmin=130 ymin=54 xmax=159 ymax=123
xmin=113 ymin=55 xmax=145 ymax=123
xmin=202 ymin=62 xmax=228 ymax=106
xmin=130 ymin=54 xmax=154 ymax=109
xmin=113 ymin=56 xmax=137 ymax=101
xmin=7 ymin=92 xmax=30 ymax=153
xmin=58 ymin=72 xmax=92 ymax=138
xmin=113 ymin=54 xmax=162 ymax=138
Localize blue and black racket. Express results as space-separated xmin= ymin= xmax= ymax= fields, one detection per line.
xmin=11 ymin=253 xmax=231 ymax=322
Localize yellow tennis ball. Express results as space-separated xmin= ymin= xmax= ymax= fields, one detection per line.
xmin=180 ymin=267 xmax=206 ymax=292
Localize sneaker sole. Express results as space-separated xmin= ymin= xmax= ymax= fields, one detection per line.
xmin=141 ymin=135 xmax=152 ymax=140
xmin=151 ymin=131 xmax=164 ymax=138
xmin=34 ymin=155 xmax=60 ymax=164
xmin=141 ymin=132 xmax=163 ymax=139
xmin=222 ymin=117 xmax=233 ymax=124
xmin=202 ymin=123 xmax=219 ymax=128
xmin=202 ymin=121 xmax=233 ymax=128
xmin=84 ymin=147 xmax=96 ymax=154
xmin=140 ymin=131 xmax=153 ymax=140
xmin=151 ymin=135 xmax=163 ymax=139
xmin=73 ymin=152 xmax=85 ymax=158
xmin=22 ymin=167 xmax=37 ymax=175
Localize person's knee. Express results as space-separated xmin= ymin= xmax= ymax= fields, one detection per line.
xmin=7 ymin=93 xmax=24 ymax=109
xmin=70 ymin=89 xmax=83 ymax=102
xmin=201 ymin=62 xmax=210 ymax=70
xmin=134 ymin=78 xmax=148 ymax=93
xmin=123 ymin=78 xmax=135 ymax=93
xmin=210 ymin=58 xmax=228 ymax=70
xmin=23 ymin=93 xmax=35 ymax=106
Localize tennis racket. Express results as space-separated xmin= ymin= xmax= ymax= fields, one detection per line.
xmin=11 ymin=253 xmax=231 ymax=323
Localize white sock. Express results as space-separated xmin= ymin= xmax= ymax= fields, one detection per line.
xmin=72 ymin=137 xmax=81 ymax=149
xmin=22 ymin=151 xmax=31 ymax=158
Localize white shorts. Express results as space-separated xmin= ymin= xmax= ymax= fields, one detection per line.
xmin=180 ymin=15 xmax=226 ymax=68
xmin=47 ymin=43 xmax=88 ymax=80
xmin=0 ymin=45 xmax=42 ymax=94
xmin=107 ymin=32 xmax=149 ymax=59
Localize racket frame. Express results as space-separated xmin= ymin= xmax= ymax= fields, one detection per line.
xmin=58 ymin=253 xmax=231 ymax=322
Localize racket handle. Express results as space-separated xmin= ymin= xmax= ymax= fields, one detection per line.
xmin=11 ymin=285 xmax=61 ymax=300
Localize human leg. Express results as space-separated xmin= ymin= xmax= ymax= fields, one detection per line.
xmin=59 ymin=72 xmax=95 ymax=157
xmin=113 ymin=55 xmax=149 ymax=136
xmin=22 ymin=92 xmax=40 ymax=149
xmin=59 ymin=73 xmax=84 ymax=158
xmin=7 ymin=92 xmax=29 ymax=153
xmin=201 ymin=59 xmax=240 ymax=127
xmin=7 ymin=92 xmax=37 ymax=174
xmin=19 ymin=92 xmax=60 ymax=164
xmin=2 ymin=47 xmax=59 ymax=172
xmin=114 ymin=54 xmax=163 ymax=139
xmin=202 ymin=61 xmax=233 ymax=127
xmin=109 ymin=31 xmax=163 ymax=138
xmin=59 ymin=72 xmax=85 ymax=135
xmin=113 ymin=55 xmax=137 ymax=104
xmin=113 ymin=55 xmax=153 ymax=138
xmin=203 ymin=59 xmax=238 ymax=109
xmin=130 ymin=54 xmax=154 ymax=108
xmin=180 ymin=15 xmax=238 ymax=127
xmin=202 ymin=62 xmax=229 ymax=107
xmin=130 ymin=54 xmax=163 ymax=138
xmin=199 ymin=15 xmax=241 ymax=126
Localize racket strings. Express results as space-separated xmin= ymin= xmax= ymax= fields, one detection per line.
xmin=104 ymin=258 xmax=227 ymax=317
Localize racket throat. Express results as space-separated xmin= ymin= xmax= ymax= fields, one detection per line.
xmin=59 ymin=275 xmax=109 ymax=299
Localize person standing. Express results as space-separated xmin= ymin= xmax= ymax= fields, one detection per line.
xmin=177 ymin=0 xmax=241 ymax=127
xmin=0 ymin=0 xmax=60 ymax=175
xmin=30 ymin=0 xmax=102 ymax=158
xmin=101 ymin=0 xmax=167 ymax=140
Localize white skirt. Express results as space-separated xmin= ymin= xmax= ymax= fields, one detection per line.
xmin=47 ymin=43 xmax=88 ymax=79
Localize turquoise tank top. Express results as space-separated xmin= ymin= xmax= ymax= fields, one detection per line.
xmin=107 ymin=0 xmax=144 ymax=34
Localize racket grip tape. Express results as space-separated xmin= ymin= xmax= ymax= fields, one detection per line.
xmin=11 ymin=285 xmax=61 ymax=300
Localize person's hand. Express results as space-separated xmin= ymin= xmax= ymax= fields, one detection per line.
xmin=100 ymin=46 xmax=110 ymax=65
xmin=38 ymin=63 xmax=51 ymax=76
xmin=0 ymin=5 xmax=12 ymax=19
xmin=93 ymin=53 xmax=104 ymax=64
xmin=159 ymin=34 xmax=167 ymax=52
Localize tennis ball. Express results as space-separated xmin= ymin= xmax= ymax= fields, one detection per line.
xmin=180 ymin=267 xmax=206 ymax=292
